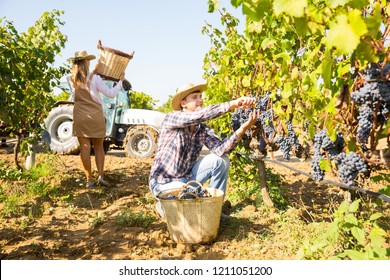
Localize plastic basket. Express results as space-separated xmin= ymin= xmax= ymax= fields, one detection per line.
xmin=95 ymin=40 xmax=134 ymax=81
xmin=157 ymin=181 xmax=224 ymax=244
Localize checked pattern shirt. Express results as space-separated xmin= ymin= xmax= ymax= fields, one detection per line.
xmin=149 ymin=102 xmax=241 ymax=184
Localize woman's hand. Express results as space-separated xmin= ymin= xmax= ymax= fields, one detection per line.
xmin=119 ymin=72 xmax=126 ymax=81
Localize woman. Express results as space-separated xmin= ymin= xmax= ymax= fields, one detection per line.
xmin=68 ymin=50 xmax=125 ymax=187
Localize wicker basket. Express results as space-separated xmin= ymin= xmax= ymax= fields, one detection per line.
xmin=95 ymin=40 xmax=134 ymax=81
xmin=157 ymin=181 xmax=224 ymax=244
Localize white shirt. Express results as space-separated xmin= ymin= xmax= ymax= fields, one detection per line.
xmin=67 ymin=74 xmax=123 ymax=104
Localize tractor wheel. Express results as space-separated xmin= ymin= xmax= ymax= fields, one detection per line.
xmin=124 ymin=126 xmax=158 ymax=158
xmin=44 ymin=105 xmax=80 ymax=155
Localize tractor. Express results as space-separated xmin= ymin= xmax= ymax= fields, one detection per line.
xmin=44 ymin=79 xmax=166 ymax=158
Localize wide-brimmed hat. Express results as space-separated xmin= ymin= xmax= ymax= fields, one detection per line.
xmin=68 ymin=50 xmax=96 ymax=62
xmin=171 ymin=83 xmax=207 ymax=111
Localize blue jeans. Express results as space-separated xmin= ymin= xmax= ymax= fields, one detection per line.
xmin=149 ymin=153 xmax=230 ymax=198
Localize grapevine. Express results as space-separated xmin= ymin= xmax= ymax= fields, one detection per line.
xmin=351 ymin=63 xmax=390 ymax=148
xmin=204 ymin=1 xmax=389 ymax=198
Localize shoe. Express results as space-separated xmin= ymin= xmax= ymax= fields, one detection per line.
xmin=155 ymin=201 xmax=165 ymax=218
xmin=97 ymin=177 xmax=110 ymax=187
xmin=86 ymin=181 xmax=95 ymax=188
xmin=220 ymin=212 xmax=230 ymax=221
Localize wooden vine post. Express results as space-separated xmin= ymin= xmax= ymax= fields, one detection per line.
xmin=256 ymin=159 xmax=274 ymax=207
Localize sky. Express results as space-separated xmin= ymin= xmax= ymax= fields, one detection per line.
xmin=1 ymin=0 xmax=245 ymax=106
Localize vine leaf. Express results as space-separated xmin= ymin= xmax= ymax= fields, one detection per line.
xmin=273 ymin=0 xmax=307 ymax=18
xmin=327 ymin=14 xmax=361 ymax=54
xmin=319 ymin=158 xmax=331 ymax=172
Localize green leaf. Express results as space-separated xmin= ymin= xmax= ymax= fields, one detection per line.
xmin=319 ymin=158 xmax=330 ymax=172
xmin=337 ymin=201 xmax=349 ymax=214
xmin=328 ymin=127 xmax=338 ymax=142
xmin=369 ymin=227 xmax=385 ymax=248
xmin=349 ymin=199 xmax=360 ymax=212
xmin=345 ymin=213 xmax=358 ymax=226
xmin=327 ymin=0 xmax=350 ymax=8
xmin=294 ymin=17 xmax=308 ymax=36
xmin=321 ymin=50 xmax=332 ymax=89
xmin=351 ymin=226 xmax=366 ymax=245
xmin=327 ymin=15 xmax=360 ymax=54
xmin=324 ymin=100 xmax=337 ymax=115
xmin=230 ymin=0 xmax=243 ymax=8
xmin=208 ymin=0 xmax=219 ymax=13
xmin=364 ymin=2 xmax=382 ymax=37
xmin=242 ymin=0 xmax=271 ymax=21
xmin=273 ymin=0 xmax=307 ymax=17
xmin=336 ymin=62 xmax=352 ymax=77
xmin=369 ymin=213 xmax=382 ymax=221
xmin=247 ymin=21 xmax=263 ymax=33
xmin=242 ymin=75 xmax=251 ymax=87
xmin=348 ymin=9 xmax=367 ymax=36
xmin=355 ymin=42 xmax=379 ymax=69
xmin=345 ymin=249 xmax=367 ymax=260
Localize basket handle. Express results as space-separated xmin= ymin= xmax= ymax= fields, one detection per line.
xmin=178 ymin=192 xmax=199 ymax=199
xmin=181 ymin=180 xmax=203 ymax=189
xmin=178 ymin=180 xmax=204 ymax=199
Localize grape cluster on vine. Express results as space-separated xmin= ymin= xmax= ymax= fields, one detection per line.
xmin=350 ymin=63 xmax=390 ymax=146
xmin=311 ymin=128 xmax=368 ymax=186
xmin=334 ymin=152 xmax=368 ymax=187
xmin=231 ymin=94 xmax=305 ymax=159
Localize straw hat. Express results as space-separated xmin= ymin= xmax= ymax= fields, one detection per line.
xmin=171 ymin=83 xmax=207 ymax=111
xmin=68 ymin=50 xmax=96 ymax=62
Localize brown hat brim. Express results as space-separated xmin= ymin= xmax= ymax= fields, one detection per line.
xmin=68 ymin=54 xmax=96 ymax=62
xmin=171 ymin=84 xmax=206 ymax=111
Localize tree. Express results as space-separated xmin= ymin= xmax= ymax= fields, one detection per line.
xmin=0 ymin=10 xmax=67 ymax=169
xmin=130 ymin=90 xmax=158 ymax=110
xmin=156 ymin=95 xmax=174 ymax=113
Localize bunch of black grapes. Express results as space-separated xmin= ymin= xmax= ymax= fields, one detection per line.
xmin=274 ymin=120 xmax=304 ymax=160
xmin=275 ymin=135 xmax=291 ymax=160
xmin=163 ymin=185 xmax=211 ymax=200
xmin=178 ymin=185 xmax=211 ymax=200
xmin=350 ymin=63 xmax=390 ymax=146
xmin=310 ymin=130 xmax=327 ymax=181
xmin=231 ymin=94 xmax=275 ymax=153
xmin=231 ymin=94 xmax=305 ymax=159
xmin=311 ymin=129 xmax=345 ymax=181
xmin=334 ymin=152 xmax=368 ymax=187
xmin=311 ymin=129 xmax=368 ymax=186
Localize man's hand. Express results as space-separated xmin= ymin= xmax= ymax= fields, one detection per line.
xmin=235 ymin=109 xmax=261 ymax=138
xmin=230 ymin=96 xmax=256 ymax=110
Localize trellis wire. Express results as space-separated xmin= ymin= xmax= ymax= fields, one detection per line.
xmin=237 ymin=152 xmax=390 ymax=204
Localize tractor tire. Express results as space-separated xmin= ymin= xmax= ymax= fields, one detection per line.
xmin=44 ymin=105 xmax=80 ymax=155
xmin=124 ymin=126 xmax=158 ymax=158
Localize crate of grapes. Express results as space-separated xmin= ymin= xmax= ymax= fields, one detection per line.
xmin=157 ymin=181 xmax=224 ymax=244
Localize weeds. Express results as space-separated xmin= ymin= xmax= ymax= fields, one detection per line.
xmin=0 ymin=156 xmax=61 ymax=216
xmin=115 ymin=207 xmax=156 ymax=228
xmin=88 ymin=212 xmax=106 ymax=228
xmin=298 ymin=199 xmax=390 ymax=260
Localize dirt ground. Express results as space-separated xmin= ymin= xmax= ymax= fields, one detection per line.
xmin=0 ymin=140 xmax=388 ymax=260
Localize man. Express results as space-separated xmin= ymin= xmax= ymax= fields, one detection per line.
xmin=149 ymin=82 xmax=260 ymax=218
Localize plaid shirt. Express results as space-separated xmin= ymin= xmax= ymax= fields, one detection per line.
xmin=150 ymin=102 xmax=241 ymax=184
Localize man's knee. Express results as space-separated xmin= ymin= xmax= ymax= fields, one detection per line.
xmin=209 ymin=154 xmax=230 ymax=170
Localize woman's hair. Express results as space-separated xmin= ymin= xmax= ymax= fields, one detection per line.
xmin=71 ymin=60 xmax=90 ymax=89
